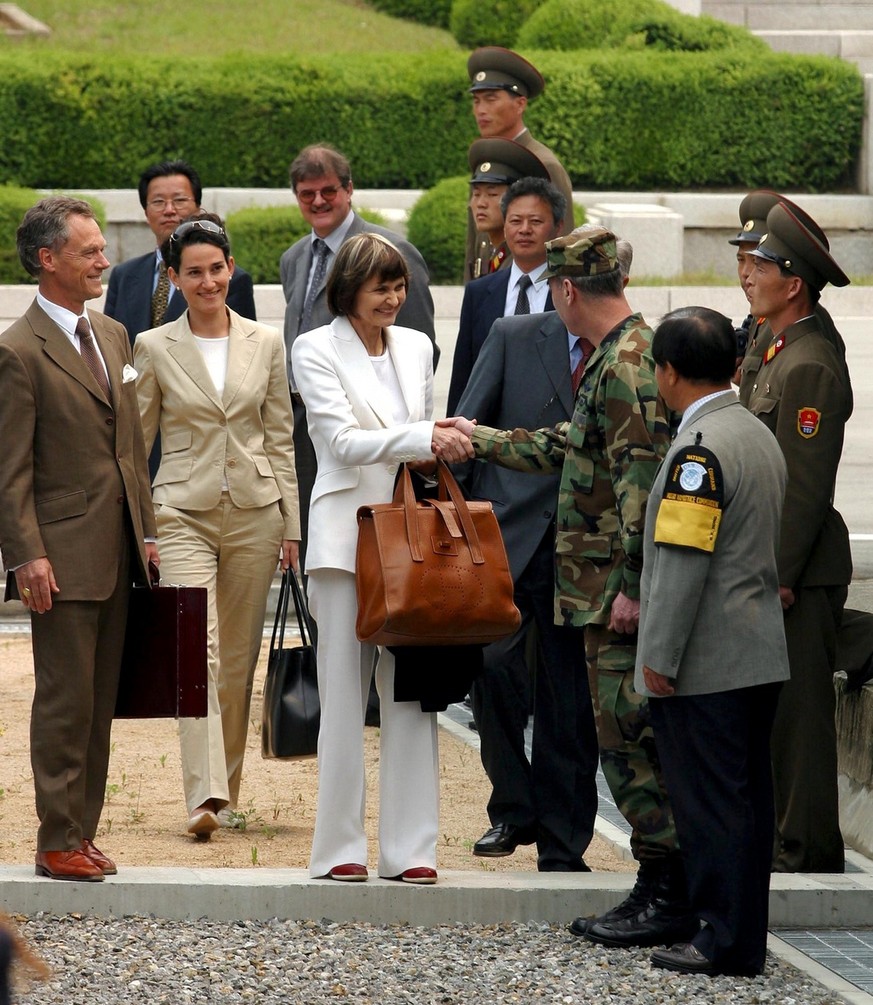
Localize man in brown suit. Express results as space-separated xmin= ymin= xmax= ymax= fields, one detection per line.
xmin=0 ymin=197 xmax=158 ymax=881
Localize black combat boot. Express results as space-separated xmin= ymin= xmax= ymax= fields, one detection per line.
xmin=568 ymin=858 xmax=660 ymax=937
xmin=583 ymin=855 xmax=698 ymax=948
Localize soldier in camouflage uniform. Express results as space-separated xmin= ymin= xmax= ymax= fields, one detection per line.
xmin=440 ymin=229 xmax=695 ymax=949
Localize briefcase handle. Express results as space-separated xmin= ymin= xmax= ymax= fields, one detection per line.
xmin=269 ymin=568 xmax=314 ymax=660
xmin=148 ymin=560 xmax=160 ymax=588
xmin=393 ymin=460 xmax=484 ymax=565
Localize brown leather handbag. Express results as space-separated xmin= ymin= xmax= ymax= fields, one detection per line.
xmin=355 ymin=461 xmax=520 ymax=646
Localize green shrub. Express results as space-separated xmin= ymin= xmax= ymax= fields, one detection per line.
xmin=226 ymin=206 xmax=388 ymax=284
xmin=450 ymin=0 xmax=543 ymax=48
xmin=0 ymin=185 xmax=106 ymax=283
xmin=407 ymin=176 xmax=469 ymax=284
xmin=0 ymin=185 xmax=39 ymax=283
xmin=518 ymin=0 xmax=765 ymax=53
xmin=526 ymin=50 xmax=861 ymax=191
xmin=0 ymin=50 xmax=861 ymax=194
xmin=371 ymin=0 xmax=453 ymax=29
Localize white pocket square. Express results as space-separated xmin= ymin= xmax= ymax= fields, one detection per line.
xmin=122 ymin=364 xmax=138 ymax=383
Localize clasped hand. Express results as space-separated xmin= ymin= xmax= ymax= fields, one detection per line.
xmin=431 ymin=416 xmax=476 ymax=463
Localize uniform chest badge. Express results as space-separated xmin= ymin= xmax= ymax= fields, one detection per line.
xmin=797 ymin=407 xmax=822 ymax=438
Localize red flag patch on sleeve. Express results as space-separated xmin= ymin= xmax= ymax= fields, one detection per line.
xmin=797 ymin=407 xmax=822 ymax=439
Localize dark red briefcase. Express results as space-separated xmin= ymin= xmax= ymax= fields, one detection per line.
xmin=115 ymin=576 xmax=208 ymax=719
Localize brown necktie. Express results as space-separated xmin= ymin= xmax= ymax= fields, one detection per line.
xmin=151 ymin=259 xmax=170 ymax=327
xmin=75 ymin=316 xmax=111 ymax=400
xmin=571 ymin=337 xmax=595 ymax=394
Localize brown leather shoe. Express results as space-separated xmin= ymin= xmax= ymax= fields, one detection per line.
xmin=82 ymin=839 xmax=117 ymax=875
xmin=35 ymin=849 xmax=104 ymax=882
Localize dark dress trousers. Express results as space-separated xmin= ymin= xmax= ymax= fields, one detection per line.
xmin=447 ymin=268 xmax=553 ymax=415
xmin=457 ymin=310 xmax=599 ymax=870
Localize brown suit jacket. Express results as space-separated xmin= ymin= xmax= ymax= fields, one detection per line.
xmin=0 ymin=301 xmax=155 ymax=600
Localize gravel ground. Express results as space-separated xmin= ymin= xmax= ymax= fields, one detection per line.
xmin=10 ymin=915 xmax=844 ymax=1004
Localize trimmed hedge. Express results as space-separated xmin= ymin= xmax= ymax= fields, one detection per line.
xmin=450 ymin=0 xmax=544 ymax=49
xmin=406 ymin=176 xmax=470 ymax=285
xmin=225 ymin=206 xmax=387 ymax=285
xmin=0 ymin=50 xmax=861 ymax=193
xmin=371 ymin=0 xmax=453 ymax=29
xmin=0 ymin=186 xmax=106 ymax=283
xmin=517 ymin=0 xmax=765 ymax=53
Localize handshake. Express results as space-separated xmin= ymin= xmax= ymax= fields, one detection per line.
xmin=431 ymin=416 xmax=477 ymax=463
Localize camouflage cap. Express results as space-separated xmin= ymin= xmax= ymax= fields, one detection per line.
xmin=538 ymin=228 xmax=619 ymax=281
xmin=751 ymin=202 xmax=849 ymax=290
xmin=729 ymin=189 xmax=830 ymax=248
xmin=467 ymin=47 xmax=545 ymax=99
xmin=468 ymin=138 xmax=549 ymax=185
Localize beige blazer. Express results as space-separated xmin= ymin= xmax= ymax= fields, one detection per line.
xmin=0 ymin=301 xmax=155 ymax=599
xmin=134 ymin=308 xmax=300 ymax=539
xmin=290 ymin=316 xmax=435 ymax=574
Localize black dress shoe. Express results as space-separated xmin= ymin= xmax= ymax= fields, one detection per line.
xmin=651 ymin=943 xmax=716 ymax=975
xmin=473 ymin=823 xmax=536 ymax=857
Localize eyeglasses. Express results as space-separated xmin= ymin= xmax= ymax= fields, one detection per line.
xmin=295 ymin=185 xmax=345 ymax=205
xmin=169 ymin=220 xmax=226 ymax=244
xmin=147 ymin=197 xmax=195 ymax=211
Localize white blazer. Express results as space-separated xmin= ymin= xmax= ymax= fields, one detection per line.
xmin=291 ymin=316 xmax=435 ymax=574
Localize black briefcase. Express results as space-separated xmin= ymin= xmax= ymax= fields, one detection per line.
xmin=115 ymin=570 xmax=208 ymax=719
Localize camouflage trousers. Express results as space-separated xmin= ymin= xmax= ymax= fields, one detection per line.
xmin=584 ymin=622 xmax=679 ymax=862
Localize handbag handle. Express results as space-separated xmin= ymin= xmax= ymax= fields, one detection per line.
xmin=287 ymin=568 xmax=314 ymax=649
xmin=268 ymin=569 xmax=314 ymax=665
xmin=393 ymin=460 xmax=485 ymax=566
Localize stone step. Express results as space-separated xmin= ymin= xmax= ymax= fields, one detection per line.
xmin=758 ymin=28 xmax=873 ymax=59
xmin=705 ymin=2 xmax=873 ymax=31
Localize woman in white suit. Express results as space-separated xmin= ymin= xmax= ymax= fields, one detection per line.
xmin=134 ymin=216 xmax=300 ymax=839
xmin=291 ymin=233 xmax=469 ymax=883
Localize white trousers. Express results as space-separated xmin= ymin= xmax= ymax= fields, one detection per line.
xmin=156 ymin=497 xmax=283 ymax=815
xmin=307 ymin=568 xmax=439 ymax=878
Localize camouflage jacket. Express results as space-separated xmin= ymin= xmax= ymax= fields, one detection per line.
xmin=472 ymin=313 xmax=672 ymax=627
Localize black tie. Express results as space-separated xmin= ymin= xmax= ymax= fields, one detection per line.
xmin=301 ymin=238 xmax=330 ymax=333
xmin=514 ymin=274 xmax=532 ymax=316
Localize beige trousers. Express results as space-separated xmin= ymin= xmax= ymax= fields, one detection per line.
xmin=156 ymin=496 xmax=283 ymax=815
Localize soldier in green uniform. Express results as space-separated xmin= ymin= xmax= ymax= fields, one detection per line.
xmin=741 ymin=202 xmax=852 ymax=873
xmin=466 ymin=138 xmax=550 ymax=282
xmin=731 ymin=190 xmax=846 ymax=377
xmin=439 ymin=230 xmax=694 ymax=949
xmin=464 ymin=47 xmax=574 ymax=284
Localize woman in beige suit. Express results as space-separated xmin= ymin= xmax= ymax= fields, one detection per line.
xmin=134 ymin=216 xmax=300 ymax=839
xmin=291 ymin=233 xmax=470 ymax=884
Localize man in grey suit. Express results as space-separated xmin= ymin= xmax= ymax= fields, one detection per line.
xmin=457 ymin=308 xmax=599 ymax=869
xmin=279 ymin=143 xmax=437 ymax=567
xmin=637 ymin=306 xmax=790 ymax=977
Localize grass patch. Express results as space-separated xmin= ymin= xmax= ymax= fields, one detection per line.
xmin=3 ymin=0 xmax=457 ymax=56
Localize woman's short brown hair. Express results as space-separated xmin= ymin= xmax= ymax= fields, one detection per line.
xmin=326 ymin=233 xmax=410 ymax=318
